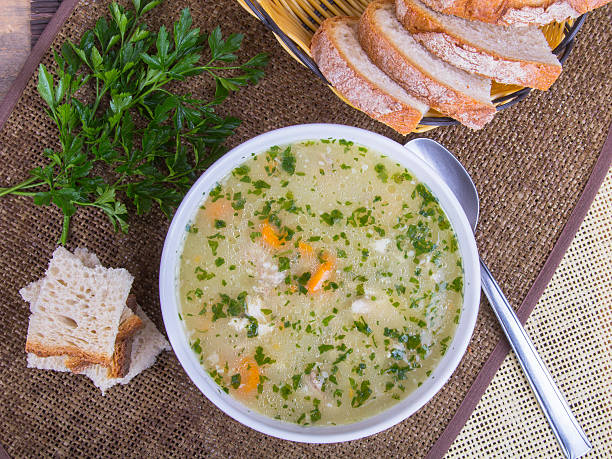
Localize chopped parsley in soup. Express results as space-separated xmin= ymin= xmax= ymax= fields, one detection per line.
xmin=179 ymin=139 xmax=463 ymax=426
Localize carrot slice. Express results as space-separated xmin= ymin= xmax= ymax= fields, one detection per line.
xmin=298 ymin=241 xmax=313 ymax=256
xmin=306 ymin=258 xmax=335 ymax=293
xmin=261 ymin=221 xmax=285 ymax=248
xmin=204 ymin=198 xmax=231 ymax=220
xmin=236 ymin=357 xmax=260 ymax=396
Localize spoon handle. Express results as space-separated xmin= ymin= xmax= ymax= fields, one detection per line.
xmin=479 ymin=259 xmax=591 ymax=459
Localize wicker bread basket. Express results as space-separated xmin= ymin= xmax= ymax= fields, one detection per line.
xmin=237 ymin=0 xmax=585 ymax=132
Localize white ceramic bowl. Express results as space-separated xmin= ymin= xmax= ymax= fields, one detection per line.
xmin=160 ymin=124 xmax=480 ymax=443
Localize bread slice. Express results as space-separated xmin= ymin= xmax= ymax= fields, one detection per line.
xmin=24 ymin=246 xmax=134 ymax=366
xmin=21 ymin=248 xmax=142 ymax=378
xmin=396 ymin=0 xmax=562 ymax=90
xmin=359 ymin=0 xmax=495 ymax=129
xmin=27 ymin=304 xmax=170 ymax=395
xmin=311 ymin=17 xmax=429 ymax=134
xmin=419 ymin=0 xmax=611 ymax=26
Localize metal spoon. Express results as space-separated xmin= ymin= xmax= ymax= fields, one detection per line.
xmin=405 ymin=138 xmax=591 ymax=459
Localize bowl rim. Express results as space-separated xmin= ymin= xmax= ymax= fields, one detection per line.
xmin=159 ymin=123 xmax=481 ymax=443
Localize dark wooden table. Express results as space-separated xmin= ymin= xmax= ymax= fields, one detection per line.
xmin=0 ymin=0 xmax=59 ymax=102
xmin=0 ymin=0 xmax=30 ymax=101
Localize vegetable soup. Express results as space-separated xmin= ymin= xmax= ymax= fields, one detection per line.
xmin=179 ymin=139 xmax=463 ymax=425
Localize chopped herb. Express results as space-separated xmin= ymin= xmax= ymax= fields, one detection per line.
xmin=374 ymin=163 xmax=388 ymax=182
xmin=231 ymin=373 xmax=241 ymax=389
xmin=321 ymin=209 xmax=343 ymax=226
xmin=233 ymin=165 xmax=250 ymax=176
xmin=253 ymin=180 xmax=271 ymax=189
xmin=186 ymin=287 xmax=203 ymax=301
xmin=304 ymin=362 xmax=316 ymax=374
xmin=254 ymin=346 xmax=275 ymax=365
xmin=246 ymin=315 xmax=258 ymax=337
xmin=351 ymin=380 xmax=372 ymax=407
xmin=414 ymin=183 xmax=437 ymax=206
xmin=449 ymin=276 xmax=463 ymax=293
xmin=232 ymin=192 xmax=246 ymax=210
xmin=322 ymin=315 xmax=335 ymax=326
xmin=215 ymin=257 xmax=225 ymax=266
xmin=214 ymin=219 xmax=226 ymax=228
xmin=318 ymin=344 xmax=334 ymax=354
xmin=195 ymin=266 xmax=215 ymax=281
xmin=208 ymin=239 xmax=219 ymax=256
xmin=297 ymin=272 xmax=311 ymax=285
xmin=333 ymin=349 xmax=353 ymax=364
xmin=279 ymin=384 xmax=292 ymax=400
xmin=280 ymin=147 xmax=296 ymax=175
xmin=278 ymin=256 xmax=290 ymax=271
xmin=354 ymin=316 xmax=372 ymax=335
xmin=191 ymin=338 xmax=202 ymax=354
xmin=409 ymin=316 xmax=427 ymax=328
xmin=211 ymin=303 xmax=226 ymax=321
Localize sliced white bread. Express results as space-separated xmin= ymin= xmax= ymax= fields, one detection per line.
xmin=359 ymin=0 xmax=496 ymax=129
xmin=396 ymin=0 xmax=562 ymax=90
xmin=419 ymin=0 xmax=611 ymax=26
xmin=27 ymin=304 xmax=170 ymax=395
xmin=25 ymin=246 xmax=134 ymax=366
xmin=20 ymin=248 xmax=143 ymax=378
xmin=311 ymin=17 xmax=429 ymax=134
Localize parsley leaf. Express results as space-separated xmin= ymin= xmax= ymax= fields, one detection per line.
xmin=0 ymin=2 xmax=268 ymax=244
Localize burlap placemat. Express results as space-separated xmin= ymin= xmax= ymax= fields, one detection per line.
xmin=447 ymin=169 xmax=612 ymax=457
xmin=0 ymin=0 xmax=610 ymax=457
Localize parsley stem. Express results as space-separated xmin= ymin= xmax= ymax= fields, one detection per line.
xmin=60 ymin=215 xmax=70 ymax=246
xmin=0 ymin=176 xmax=41 ymax=197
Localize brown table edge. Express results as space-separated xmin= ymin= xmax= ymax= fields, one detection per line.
xmin=0 ymin=1 xmax=610 ymax=456
xmin=426 ymin=122 xmax=612 ymax=459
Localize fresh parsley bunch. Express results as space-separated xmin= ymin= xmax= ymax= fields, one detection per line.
xmin=0 ymin=0 xmax=268 ymax=244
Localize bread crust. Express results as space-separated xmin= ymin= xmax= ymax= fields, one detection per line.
xmin=396 ymin=0 xmax=562 ymax=89
xmin=359 ymin=0 xmax=496 ymax=129
xmin=25 ymin=341 xmax=112 ymax=366
xmin=311 ymin=16 xmax=426 ymax=134
xmin=419 ymin=0 xmax=610 ymax=25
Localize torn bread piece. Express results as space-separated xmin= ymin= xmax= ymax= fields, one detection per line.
xmin=27 ymin=304 xmax=170 ymax=394
xmin=396 ymin=0 xmax=562 ymax=90
xmin=21 ymin=248 xmax=143 ymax=378
xmin=25 ymin=246 xmax=134 ymax=366
xmin=311 ymin=16 xmax=429 ymax=134
xmin=64 ymin=295 xmax=144 ymax=378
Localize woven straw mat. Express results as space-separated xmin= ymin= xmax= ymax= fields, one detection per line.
xmin=0 ymin=0 xmax=610 ymax=456
xmin=447 ymin=169 xmax=612 ymax=458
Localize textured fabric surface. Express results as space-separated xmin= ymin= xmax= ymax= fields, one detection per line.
xmin=447 ymin=169 xmax=612 ymax=457
xmin=0 ymin=0 xmax=610 ymax=457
